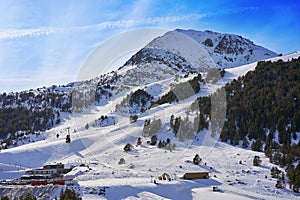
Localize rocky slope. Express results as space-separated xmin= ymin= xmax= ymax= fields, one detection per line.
xmin=146 ymin=29 xmax=278 ymax=69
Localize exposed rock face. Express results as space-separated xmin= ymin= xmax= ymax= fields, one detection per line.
xmin=144 ymin=29 xmax=278 ymax=69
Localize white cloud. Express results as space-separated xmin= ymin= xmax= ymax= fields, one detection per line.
xmin=0 ymin=13 xmax=207 ymax=40
xmin=0 ymin=28 xmax=54 ymax=40
xmin=0 ymin=12 xmax=209 ymax=92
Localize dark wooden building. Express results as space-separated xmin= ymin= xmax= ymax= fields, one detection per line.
xmin=183 ymin=172 xmax=209 ymax=180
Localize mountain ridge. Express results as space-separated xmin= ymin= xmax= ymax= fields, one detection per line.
xmin=0 ymin=29 xmax=286 ymax=146
xmin=163 ymin=29 xmax=277 ymax=68
xmin=0 ymin=25 xmax=300 ymax=199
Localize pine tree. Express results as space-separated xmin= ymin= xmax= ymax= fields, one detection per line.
xmin=251 ymin=139 xmax=263 ymax=152
xmin=124 ymin=143 xmax=133 ymax=152
xmin=17 ymin=192 xmax=37 ymax=200
xmin=130 ymin=115 xmax=138 ymax=123
xmin=193 ymin=154 xmax=201 ymax=165
xmin=220 ymin=128 xmax=227 ymax=142
xmin=253 ymin=155 xmax=262 ymax=166
xmin=170 ymin=115 xmax=174 ymax=129
xmin=150 ymin=135 xmax=157 ymax=145
xmin=275 ymin=172 xmax=286 ymax=189
xmin=136 ymin=137 xmax=142 ymax=146
xmin=217 ymin=57 xmax=300 ymax=190
xmin=233 ymin=131 xmax=240 ymax=146
xmin=242 ymin=136 xmax=249 ymax=148
xmin=118 ymin=158 xmax=125 ymax=165
xmin=158 ymin=140 xmax=163 ymax=148
xmin=66 ymin=135 xmax=71 ymax=143
xmin=166 ymin=138 xmax=171 ymax=144
xmin=287 ymin=163 xmax=300 ymax=192
xmin=59 ymin=188 xmax=82 ymax=200
xmin=271 ymin=167 xmax=281 ymax=178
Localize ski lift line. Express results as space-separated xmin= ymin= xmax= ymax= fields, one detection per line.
xmin=64 ymin=129 xmax=115 ymax=169
xmin=0 ymin=161 xmax=29 ymax=169
xmin=68 ymin=122 xmax=141 ymax=169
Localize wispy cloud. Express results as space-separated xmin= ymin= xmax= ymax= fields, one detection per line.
xmin=0 ymin=28 xmax=54 ymax=40
xmin=0 ymin=5 xmax=261 ymax=41
xmin=0 ymin=13 xmax=207 ymax=40
xmin=0 ymin=3 xmax=276 ymax=93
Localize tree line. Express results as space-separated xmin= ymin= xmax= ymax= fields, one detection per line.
xmin=219 ymin=58 xmax=300 ymax=192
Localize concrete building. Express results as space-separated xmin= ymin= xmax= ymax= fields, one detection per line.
xmin=22 ymin=163 xmax=71 ymax=179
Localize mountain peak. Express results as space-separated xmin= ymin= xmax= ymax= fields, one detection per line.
xmin=116 ymin=29 xmax=278 ymax=87
xmin=163 ymin=29 xmax=278 ymax=68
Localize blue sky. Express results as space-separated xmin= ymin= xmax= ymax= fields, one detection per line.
xmin=0 ymin=0 xmax=299 ymax=92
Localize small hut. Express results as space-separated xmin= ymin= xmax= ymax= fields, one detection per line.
xmin=183 ymin=172 xmax=209 ymax=180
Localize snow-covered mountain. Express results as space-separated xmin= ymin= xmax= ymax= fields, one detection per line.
xmin=146 ymin=29 xmax=278 ymax=69
xmin=111 ymin=29 xmax=277 ymax=90
xmin=0 ymin=29 xmax=299 ymax=200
